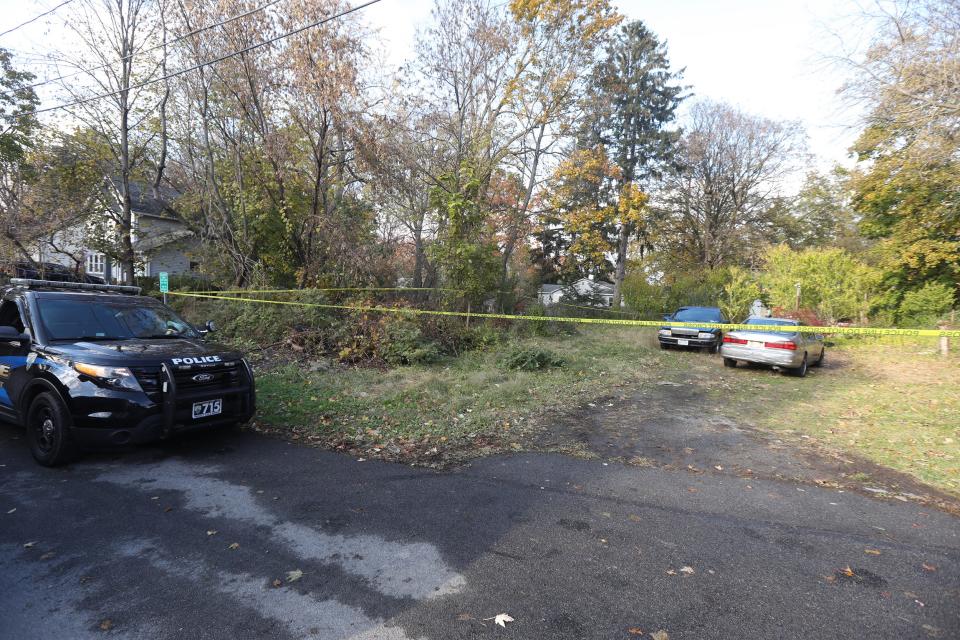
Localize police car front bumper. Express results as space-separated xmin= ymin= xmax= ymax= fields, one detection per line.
xmin=69 ymin=360 xmax=256 ymax=447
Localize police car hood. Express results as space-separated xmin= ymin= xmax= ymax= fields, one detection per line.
xmin=46 ymin=337 xmax=242 ymax=366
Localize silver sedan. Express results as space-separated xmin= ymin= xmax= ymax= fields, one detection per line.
xmin=720 ymin=317 xmax=825 ymax=377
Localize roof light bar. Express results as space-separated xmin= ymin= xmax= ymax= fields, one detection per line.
xmin=10 ymin=278 xmax=142 ymax=295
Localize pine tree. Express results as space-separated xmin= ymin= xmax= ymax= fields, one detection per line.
xmin=578 ymin=21 xmax=685 ymax=305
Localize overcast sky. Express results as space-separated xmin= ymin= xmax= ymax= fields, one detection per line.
xmin=1 ymin=0 xmax=868 ymax=170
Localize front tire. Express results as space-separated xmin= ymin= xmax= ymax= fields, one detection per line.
xmin=26 ymin=391 xmax=78 ymax=467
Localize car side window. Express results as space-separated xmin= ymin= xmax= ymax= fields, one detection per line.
xmin=0 ymin=299 xmax=25 ymax=333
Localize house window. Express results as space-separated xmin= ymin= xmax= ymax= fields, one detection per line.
xmin=86 ymin=253 xmax=105 ymax=275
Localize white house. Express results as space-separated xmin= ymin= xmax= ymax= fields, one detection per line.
xmin=538 ymin=277 xmax=617 ymax=307
xmin=32 ymin=180 xmax=197 ymax=282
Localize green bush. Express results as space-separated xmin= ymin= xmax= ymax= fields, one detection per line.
xmin=501 ymin=346 xmax=565 ymax=371
xmin=898 ymin=282 xmax=955 ymax=327
xmin=379 ymin=319 xmax=442 ymax=365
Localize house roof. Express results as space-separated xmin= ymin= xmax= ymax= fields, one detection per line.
xmin=539 ymin=284 xmax=565 ymax=294
xmin=570 ymin=277 xmax=614 ymax=293
xmin=110 ymin=179 xmax=182 ymax=220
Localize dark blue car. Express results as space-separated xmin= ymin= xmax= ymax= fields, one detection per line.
xmin=658 ymin=306 xmax=726 ymax=352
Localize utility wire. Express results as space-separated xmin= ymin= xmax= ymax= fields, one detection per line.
xmin=21 ymin=0 xmax=283 ymax=92
xmin=0 ymin=0 xmax=75 ymax=39
xmin=31 ymin=0 xmax=383 ymax=116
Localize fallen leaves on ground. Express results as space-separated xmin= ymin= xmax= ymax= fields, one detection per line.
xmin=206 ymin=530 xmax=217 ymax=536
xmin=228 ymin=542 xmax=240 ymax=550
xmin=650 ymin=631 xmax=669 ymax=640
xmin=626 ymin=627 xmax=644 ymax=635
xmin=456 ymin=613 xmax=473 ymax=621
xmin=23 ymin=541 xmax=36 ymax=548
xmin=679 ymin=566 xmax=695 ymax=575
xmin=99 ymin=619 xmax=113 ymax=631
xmin=285 ymin=569 xmax=303 ymax=583
xmin=922 ymin=563 xmax=937 ymax=572
xmin=271 ymin=579 xmax=282 ymax=588
xmin=840 ymin=565 xmax=855 ymax=577
xmin=864 ymin=549 xmax=881 ymax=555
xmin=483 ymin=613 xmax=514 ymax=628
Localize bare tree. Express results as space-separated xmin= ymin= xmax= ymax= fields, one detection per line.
xmin=837 ymin=0 xmax=960 ymax=145
xmin=56 ymin=0 xmax=166 ymax=284
xmin=656 ymin=101 xmax=806 ymax=269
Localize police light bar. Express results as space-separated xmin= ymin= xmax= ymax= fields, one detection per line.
xmin=10 ymin=278 xmax=142 ymax=295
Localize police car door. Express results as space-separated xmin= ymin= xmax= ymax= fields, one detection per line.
xmin=0 ymin=298 xmax=30 ymax=420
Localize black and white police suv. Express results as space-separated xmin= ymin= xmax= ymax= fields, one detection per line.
xmin=0 ymin=278 xmax=255 ymax=466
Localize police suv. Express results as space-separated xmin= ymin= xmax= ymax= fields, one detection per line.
xmin=0 ymin=278 xmax=255 ymax=466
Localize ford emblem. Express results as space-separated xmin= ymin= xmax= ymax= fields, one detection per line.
xmin=192 ymin=373 xmax=215 ymax=383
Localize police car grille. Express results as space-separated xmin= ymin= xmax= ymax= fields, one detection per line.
xmin=131 ymin=363 xmax=243 ymax=395
xmin=173 ymin=363 xmax=241 ymax=390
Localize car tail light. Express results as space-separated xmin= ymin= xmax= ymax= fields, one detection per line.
xmin=764 ymin=341 xmax=797 ymax=350
xmin=723 ymin=336 xmax=747 ymax=344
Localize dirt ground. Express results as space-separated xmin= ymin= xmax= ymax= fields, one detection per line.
xmin=533 ymin=353 xmax=960 ymax=516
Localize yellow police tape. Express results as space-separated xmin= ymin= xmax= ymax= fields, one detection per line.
xmin=167 ymin=290 xmax=960 ymax=338
xmin=189 ymin=287 xmax=464 ymax=294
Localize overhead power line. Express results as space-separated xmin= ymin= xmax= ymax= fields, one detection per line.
xmin=22 ymin=0 xmax=283 ymax=92
xmin=32 ymin=0 xmax=384 ymax=117
xmin=0 ymin=0 xmax=75 ymax=39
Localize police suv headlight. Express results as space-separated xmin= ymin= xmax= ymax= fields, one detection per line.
xmin=697 ymin=332 xmax=715 ymax=339
xmin=74 ymin=362 xmax=143 ymax=392
xmin=658 ymin=329 xmax=671 ymax=336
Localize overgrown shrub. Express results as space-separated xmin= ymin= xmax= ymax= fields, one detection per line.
xmin=898 ymin=282 xmax=955 ymax=327
xmin=501 ymin=346 xmax=565 ymax=371
xmin=378 ymin=318 xmax=442 ymax=365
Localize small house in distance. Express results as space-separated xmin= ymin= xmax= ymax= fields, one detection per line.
xmin=538 ymin=277 xmax=616 ymax=307
xmin=30 ymin=180 xmax=197 ymax=283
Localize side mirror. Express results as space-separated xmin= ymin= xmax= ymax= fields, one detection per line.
xmin=662 ymin=314 xmax=672 ymax=321
xmin=204 ymin=320 xmax=216 ymax=333
xmin=0 ymin=325 xmax=30 ymax=347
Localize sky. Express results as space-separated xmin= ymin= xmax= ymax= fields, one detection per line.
xmin=0 ymin=0 xmax=870 ymax=171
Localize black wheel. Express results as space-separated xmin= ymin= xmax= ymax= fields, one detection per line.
xmin=659 ymin=342 xmax=670 ymax=350
xmin=723 ymin=357 xmax=737 ymax=368
xmin=26 ymin=392 xmax=77 ymax=467
xmin=789 ymin=354 xmax=808 ymax=378
xmin=812 ymin=348 xmax=825 ymax=367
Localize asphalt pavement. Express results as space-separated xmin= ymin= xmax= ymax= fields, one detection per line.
xmin=1 ymin=426 xmax=958 ymax=639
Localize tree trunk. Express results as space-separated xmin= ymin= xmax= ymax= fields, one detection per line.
xmin=412 ymin=235 xmax=426 ymax=289
xmin=119 ymin=95 xmax=136 ymax=285
xmin=611 ymin=223 xmax=630 ymax=307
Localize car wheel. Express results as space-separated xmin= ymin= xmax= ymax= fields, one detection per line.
xmin=812 ymin=348 xmax=825 ymax=367
xmin=26 ymin=391 xmax=78 ymax=467
xmin=723 ymin=357 xmax=737 ymax=368
xmin=790 ymin=354 xmax=808 ymax=378
xmin=659 ymin=342 xmax=670 ymax=350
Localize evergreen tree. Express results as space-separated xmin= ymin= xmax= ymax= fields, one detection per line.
xmin=579 ymin=21 xmax=685 ymax=304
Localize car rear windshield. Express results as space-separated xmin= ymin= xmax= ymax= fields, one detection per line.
xmin=37 ymin=297 xmax=199 ymax=341
xmin=672 ymin=308 xmax=722 ymax=322
xmin=746 ymin=318 xmax=798 ymax=326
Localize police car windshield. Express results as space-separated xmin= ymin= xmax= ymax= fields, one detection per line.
xmin=37 ymin=297 xmax=199 ymax=341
